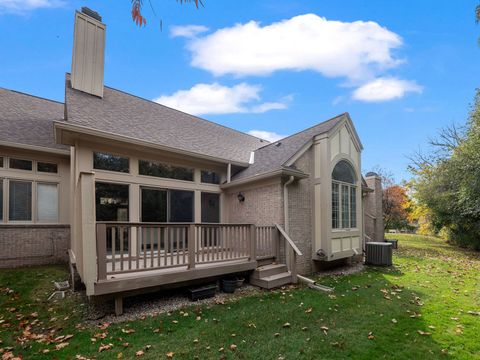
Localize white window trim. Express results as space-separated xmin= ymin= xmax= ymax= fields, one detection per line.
xmin=332 ymin=179 xmax=358 ymax=231
xmin=1 ymin=178 xmax=60 ymax=225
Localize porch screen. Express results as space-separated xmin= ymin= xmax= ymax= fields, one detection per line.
xmin=170 ymin=190 xmax=194 ymax=222
xmin=201 ymin=192 xmax=220 ymax=223
xmin=141 ymin=188 xmax=167 ymax=222
xmin=95 ymin=182 xmax=129 ymax=221
xmin=140 ymin=187 xmax=194 ymax=223
xmin=9 ymin=181 xmax=32 ymax=221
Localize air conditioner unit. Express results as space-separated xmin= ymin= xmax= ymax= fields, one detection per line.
xmin=365 ymin=242 xmax=392 ymax=266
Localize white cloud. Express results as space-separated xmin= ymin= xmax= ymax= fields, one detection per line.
xmin=352 ymin=77 xmax=423 ymax=102
xmin=154 ymin=83 xmax=289 ymax=116
xmin=248 ymin=130 xmax=286 ymax=142
xmin=170 ymin=25 xmax=209 ymax=38
xmin=0 ymin=0 xmax=63 ymax=13
xmin=183 ymin=13 xmax=403 ymax=81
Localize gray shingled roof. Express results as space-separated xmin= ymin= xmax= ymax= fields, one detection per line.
xmin=0 ymin=88 xmax=67 ymax=151
xmin=232 ymin=113 xmax=347 ymax=181
xmin=64 ymin=75 xmax=267 ymax=164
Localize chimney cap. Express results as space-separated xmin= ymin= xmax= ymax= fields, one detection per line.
xmin=81 ymin=7 xmax=102 ymax=22
xmin=365 ymin=171 xmax=379 ymax=177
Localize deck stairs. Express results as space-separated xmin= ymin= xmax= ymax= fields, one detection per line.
xmin=250 ymin=263 xmax=293 ymax=289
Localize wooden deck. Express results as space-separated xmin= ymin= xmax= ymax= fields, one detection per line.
xmin=93 ymin=222 xmax=279 ymax=296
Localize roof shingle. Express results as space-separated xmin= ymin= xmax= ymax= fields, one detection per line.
xmin=0 ymin=88 xmax=67 ymax=151
xmin=64 ymin=75 xmax=267 ymax=164
xmin=232 ymin=113 xmax=346 ymax=180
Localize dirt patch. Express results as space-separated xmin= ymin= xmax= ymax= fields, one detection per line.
xmin=87 ymin=284 xmax=261 ymax=324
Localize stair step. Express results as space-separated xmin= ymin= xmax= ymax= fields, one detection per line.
xmin=251 ymin=264 xmax=288 ymax=279
xmin=250 ymin=271 xmax=292 ymax=289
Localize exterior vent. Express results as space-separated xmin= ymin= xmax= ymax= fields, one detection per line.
xmin=365 ymin=242 xmax=392 ymax=266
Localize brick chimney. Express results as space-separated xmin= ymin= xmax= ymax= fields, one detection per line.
xmin=71 ymin=7 xmax=106 ymax=98
xmin=364 ymin=172 xmax=384 ymax=242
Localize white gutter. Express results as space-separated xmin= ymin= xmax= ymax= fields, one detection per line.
xmin=0 ymin=140 xmax=70 ymax=156
xmin=283 ymin=175 xmax=295 ymax=233
xmin=221 ymin=168 xmax=307 ymax=189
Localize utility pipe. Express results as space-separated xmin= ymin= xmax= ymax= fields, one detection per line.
xmin=283 ymin=175 xmax=295 ymax=278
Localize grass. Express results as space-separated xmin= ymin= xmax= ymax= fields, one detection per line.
xmin=0 ymin=234 xmax=479 ymax=359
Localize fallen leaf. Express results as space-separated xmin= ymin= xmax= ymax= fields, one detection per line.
xmin=98 ymin=343 xmax=114 ymax=352
xmin=55 ymin=342 xmax=69 ymax=350
xmin=283 ymin=323 xmax=291 ymax=328
xmin=135 ymin=350 xmax=144 ymax=357
xmin=230 ymin=344 xmax=237 ymax=351
xmin=166 ymin=351 xmax=174 ymax=358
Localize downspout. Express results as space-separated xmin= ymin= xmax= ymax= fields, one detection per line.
xmin=283 ymin=175 xmax=295 ymax=278
xmin=283 ymin=176 xmax=295 ymax=233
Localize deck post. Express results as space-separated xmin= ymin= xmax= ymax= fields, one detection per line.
xmin=96 ymin=223 xmax=107 ymax=280
xmin=249 ymin=224 xmax=256 ymax=262
xmin=80 ymin=171 xmax=97 ymax=296
xmin=188 ymin=224 xmax=196 ymax=269
xmin=115 ymin=296 xmax=123 ymax=316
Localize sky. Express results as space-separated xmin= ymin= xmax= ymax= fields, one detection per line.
xmin=0 ymin=0 xmax=479 ymax=182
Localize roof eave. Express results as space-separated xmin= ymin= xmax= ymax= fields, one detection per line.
xmin=54 ymin=121 xmax=250 ymax=167
xmin=221 ymin=167 xmax=308 ymax=189
xmin=0 ymin=140 xmax=70 ymax=156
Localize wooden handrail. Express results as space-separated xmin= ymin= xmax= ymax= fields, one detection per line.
xmin=96 ymin=222 xmax=254 ymax=226
xmin=274 ymin=223 xmax=303 ymax=256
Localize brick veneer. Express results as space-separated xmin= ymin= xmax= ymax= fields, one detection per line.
xmin=287 ymin=148 xmax=314 ymax=275
xmin=0 ymin=225 xmax=70 ymax=268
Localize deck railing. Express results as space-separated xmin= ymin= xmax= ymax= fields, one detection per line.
xmin=255 ymin=226 xmax=279 ymax=260
xmin=96 ymin=222 xmax=256 ymax=280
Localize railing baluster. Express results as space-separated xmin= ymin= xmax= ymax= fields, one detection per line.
xmin=150 ymin=227 xmax=154 ymax=268
xmin=142 ymin=227 xmax=147 ymax=269
xmin=188 ymin=224 xmax=195 ymax=269
xmin=119 ymin=226 xmax=124 ymax=271
xmin=128 ymin=226 xmax=132 ymax=271
xmin=136 ymin=226 xmax=141 ymax=270
xmin=111 ymin=227 xmax=116 ymax=272
xmin=176 ymin=227 xmax=180 ymax=266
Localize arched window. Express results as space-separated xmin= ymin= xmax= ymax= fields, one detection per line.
xmin=332 ymin=160 xmax=357 ymax=229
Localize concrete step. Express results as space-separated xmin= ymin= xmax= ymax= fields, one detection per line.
xmin=251 ymin=264 xmax=288 ymax=279
xmin=250 ymin=271 xmax=292 ymax=289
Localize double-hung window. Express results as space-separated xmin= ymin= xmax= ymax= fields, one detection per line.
xmin=331 ymin=160 xmax=357 ymax=229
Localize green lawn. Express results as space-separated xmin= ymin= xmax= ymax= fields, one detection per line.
xmin=1 ymin=234 xmax=479 ymax=359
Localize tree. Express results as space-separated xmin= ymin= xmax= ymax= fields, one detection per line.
xmin=131 ymin=0 xmax=202 ymax=27
xmin=410 ymin=90 xmax=480 ymax=250
xmin=383 ymin=185 xmax=410 ymax=230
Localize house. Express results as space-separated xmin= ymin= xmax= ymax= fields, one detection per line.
xmin=0 ymin=8 xmax=383 ymax=314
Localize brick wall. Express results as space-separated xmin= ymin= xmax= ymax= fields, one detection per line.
xmin=0 ymin=225 xmax=70 ymax=268
xmin=288 ymin=148 xmax=314 ymax=275
xmin=224 ymin=180 xmax=284 ymax=226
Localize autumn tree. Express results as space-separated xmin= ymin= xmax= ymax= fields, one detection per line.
xmin=131 ymin=0 xmax=202 ymax=27
xmin=383 ymin=185 xmax=410 ymax=231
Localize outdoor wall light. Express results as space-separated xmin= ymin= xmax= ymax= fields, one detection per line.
xmin=237 ymin=192 xmax=245 ymax=202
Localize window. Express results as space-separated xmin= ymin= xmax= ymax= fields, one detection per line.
xmin=9 ymin=181 xmax=32 ymax=221
xmin=93 ymin=152 xmax=129 ymax=173
xmin=95 ymin=182 xmax=129 ymax=221
xmin=331 ymin=160 xmax=357 ymax=229
xmin=141 ymin=188 xmax=167 ymax=222
xmin=139 ymin=160 xmax=193 ymax=181
xmin=0 ymin=179 xmax=3 ymax=221
xmin=170 ymin=190 xmax=194 ymax=222
xmin=37 ymin=183 xmax=58 ymax=222
xmin=0 ymin=157 xmax=3 ymax=168
xmin=9 ymin=158 xmax=32 ymax=171
xmin=201 ymin=170 xmax=220 ymax=185
xmin=332 ymin=183 xmax=339 ymax=229
xmin=201 ymin=193 xmax=220 ymax=223
xmin=37 ymin=162 xmax=58 ymax=173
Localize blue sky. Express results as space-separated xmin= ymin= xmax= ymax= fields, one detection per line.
xmin=1 ymin=0 xmax=479 ymax=182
